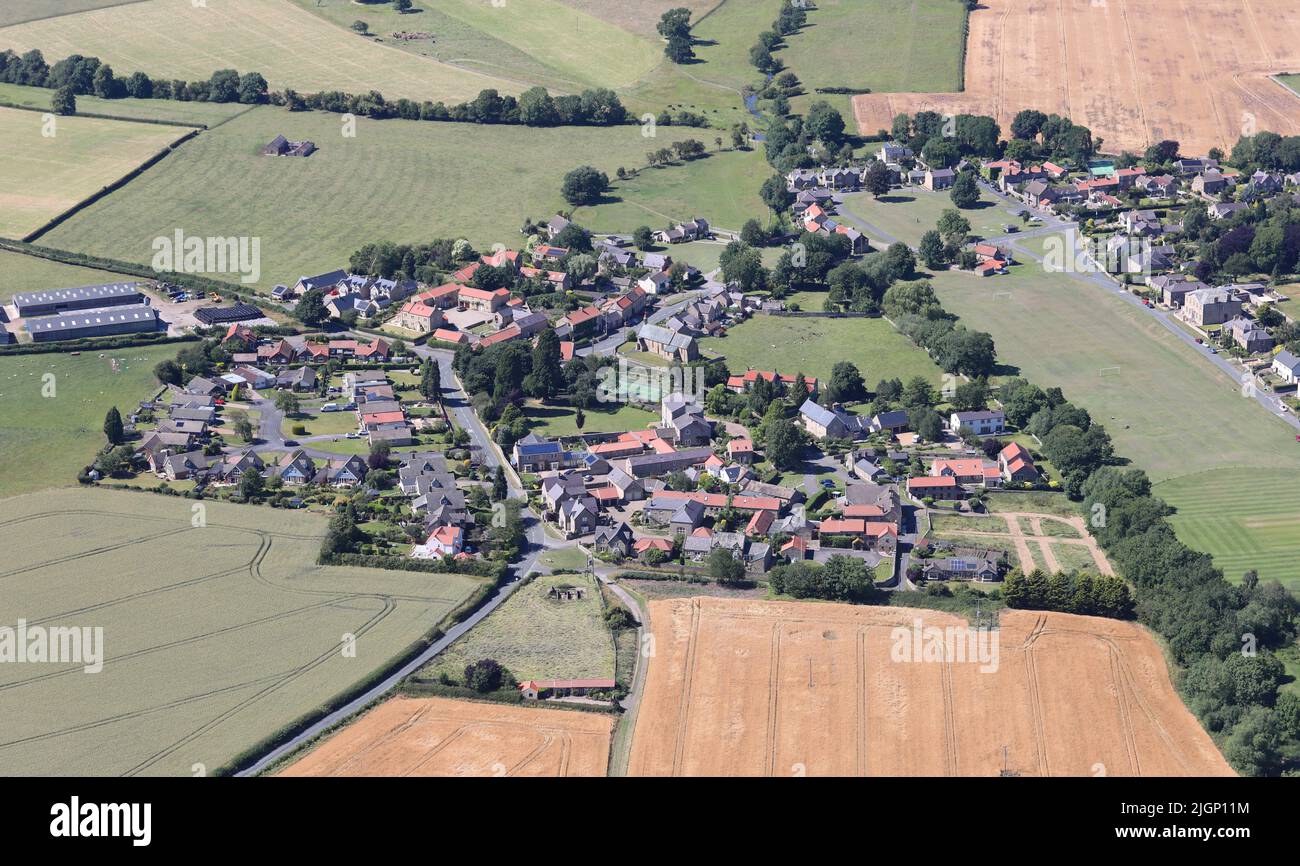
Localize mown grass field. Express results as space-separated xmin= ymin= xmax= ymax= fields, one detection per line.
xmin=1155 ymin=469 xmax=1300 ymax=592
xmin=0 ymin=342 xmax=175 ymax=497
xmin=0 ymin=247 xmax=137 ymax=303
xmin=0 ymin=0 xmax=139 ymax=28
xmin=779 ymin=0 xmax=966 ymax=117
xmin=40 ymin=105 xmax=710 ymax=288
xmin=0 ymin=105 xmax=186 ymax=238
xmin=699 ymin=313 xmax=944 ymax=388
xmin=0 ymin=0 xmax=518 ymax=104
xmin=929 ymin=231 xmax=1300 ymax=589
xmin=572 ymin=147 xmax=768 ymax=232
xmin=0 ymin=487 xmax=482 ymax=775
xmin=1278 ymin=74 xmax=1300 ymax=98
xmin=840 ymin=187 xmax=1011 ymax=249
xmin=0 ymin=82 xmax=254 ymax=126
xmin=419 ymin=571 xmax=613 ymax=683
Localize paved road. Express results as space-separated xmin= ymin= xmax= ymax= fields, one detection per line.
xmin=577 ymin=284 xmax=714 ymax=358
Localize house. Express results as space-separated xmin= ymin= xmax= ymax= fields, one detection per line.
xmin=623 ymin=447 xmax=714 ymax=480
xmin=799 ymin=399 xmax=867 ymax=441
xmin=818 ymin=518 xmax=897 ymax=554
xmin=412 ymin=524 xmax=464 ymax=559
xmin=920 ymin=550 xmax=1002 ymax=582
xmin=924 ymin=168 xmax=956 ymax=191
xmin=1159 ymin=278 xmax=1209 ymax=308
xmin=311 ymin=455 xmax=369 ymax=487
xmin=519 ymin=678 xmax=616 ymax=700
xmin=726 ymin=369 xmax=817 ymax=397
xmin=1273 ymin=350 xmax=1300 ymax=385
xmin=390 ymin=299 xmax=444 ymax=333
xmin=1192 ymin=171 xmax=1231 ymax=198
xmin=727 ymin=438 xmax=755 ymax=464
xmin=184 ymin=376 xmax=227 ymax=397
xmin=931 ymin=458 xmax=994 ymax=486
xmin=870 ymin=410 xmax=909 ymax=435
xmin=654 ymin=218 xmax=710 ymax=244
xmin=998 ymin=442 xmax=1038 ymax=483
xmin=637 ymin=271 xmax=673 ymax=296
xmin=594 ymin=522 xmax=635 ymax=557
xmin=1182 ymin=287 xmax=1239 ymax=327
xmin=878 ymin=142 xmax=913 ymax=164
xmin=1209 ymin=201 xmax=1248 ymax=221
xmin=634 ymin=537 xmax=673 ymax=561
xmin=949 ymin=410 xmax=1005 ymax=436
xmin=907 ymin=476 xmax=965 ymax=501
xmin=661 ymin=397 xmax=712 ymax=446
xmin=458 ymin=286 xmax=510 ymax=313
xmin=1226 ymin=317 xmax=1274 ymax=353
xmin=637 ymin=323 xmax=698 ymax=362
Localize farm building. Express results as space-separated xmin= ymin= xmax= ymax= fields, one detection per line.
xmin=519 ymin=678 xmax=617 ymax=700
xmin=260 ymin=135 xmax=316 ymax=157
xmin=12 ymin=282 xmax=144 ymax=318
xmin=194 ymin=303 xmax=264 ymax=325
xmin=25 ymin=304 xmax=161 ymax=342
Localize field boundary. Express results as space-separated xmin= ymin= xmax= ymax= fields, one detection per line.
xmin=1 ymin=0 xmax=152 ymax=28
xmin=0 ymin=98 xmax=208 ymax=129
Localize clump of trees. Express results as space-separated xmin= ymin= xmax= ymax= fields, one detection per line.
xmin=769 ymin=556 xmax=883 ymax=603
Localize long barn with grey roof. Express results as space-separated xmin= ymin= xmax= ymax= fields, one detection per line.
xmin=25 ymin=304 xmax=160 ymax=342
xmin=12 ymin=283 xmax=144 ymax=318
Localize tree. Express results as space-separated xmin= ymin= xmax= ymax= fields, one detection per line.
xmin=1010 ymin=109 xmax=1047 ymax=140
xmin=524 ymin=329 xmax=564 ymax=399
xmin=759 ymin=173 xmax=795 ymax=213
xmin=708 ymin=547 xmax=747 ymax=585
xmin=864 ymin=161 xmax=891 ymax=198
xmin=236 ymin=72 xmax=268 ymax=104
xmin=464 ymin=658 xmax=507 ymax=692
xmin=633 ymin=225 xmax=654 ymax=251
xmin=295 ymin=289 xmax=328 ymax=325
xmin=368 ymin=440 xmax=392 ymax=470
xmin=351 ymin=20 xmax=369 ymax=33
xmin=394 ymin=0 xmax=413 ymax=10
xmin=231 ymin=411 xmax=255 ymax=443
xmin=750 ymin=43 xmax=778 ymax=74
xmin=153 ymin=359 xmax=182 ymax=386
xmin=52 ymin=85 xmax=76 ymax=115
xmin=950 ymin=171 xmax=980 ymax=208
xmin=740 ymin=218 xmax=767 ymax=246
xmin=825 ymin=361 xmax=866 ymax=404
xmin=238 ymin=468 xmax=264 ymax=501
xmin=492 ymin=466 xmax=507 ymax=501
xmin=273 ymin=390 xmax=300 ymax=416
xmin=764 ymin=418 xmax=806 ymax=470
xmin=103 ymin=406 xmax=124 ymax=445
xmin=806 ymin=100 xmax=846 ymax=145
xmin=91 ymin=63 xmax=119 ymax=98
xmin=658 ymin=7 xmax=695 ymax=62
xmin=919 ymin=230 xmax=945 ymax=269
xmin=561 ymin=166 xmax=609 ymax=206
xmin=936 ymin=209 xmax=971 ymax=245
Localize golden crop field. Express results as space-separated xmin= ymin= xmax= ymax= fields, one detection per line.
xmin=0 ymin=487 xmax=483 ymax=776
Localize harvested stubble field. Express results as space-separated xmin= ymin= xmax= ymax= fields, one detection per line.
xmin=852 ymin=0 xmax=1300 ymax=155
xmin=278 ymin=695 xmax=612 ymax=777
xmin=627 ymin=597 xmax=1232 ymax=776
xmin=0 ymin=487 xmax=481 ymax=776
xmin=0 ymin=105 xmax=186 ymax=238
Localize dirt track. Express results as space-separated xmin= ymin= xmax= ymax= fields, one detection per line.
xmin=853 ymin=0 xmax=1300 ymax=154
xmin=627 ymin=598 xmax=1233 ymax=776
xmin=278 ymin=696 xmax=612 ymax=777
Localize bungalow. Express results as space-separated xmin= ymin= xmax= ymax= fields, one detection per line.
xmin=920 ymin=550 xmax=1002 ymax=582
xmin=532 ymin=244 xmax=569 ymax=263
xmin=272 ymin=450 xmax=317 ymax=485
xmin=634 ymin=536 xmax=674 ymax=561
xmin=949 ymin=410 xmax=1005 ymax=436
xmin=519 ymin=678 xmax=616 ymax=700
xmin=432 ymin=327 xmax=469 ymax=345
xmin=311 ymin=455 xmax=369 ymax=487
xmin=654 ymin=218 xmax=710 ymax=244
xmin=293 ymin=269 xmax=347 ymax=295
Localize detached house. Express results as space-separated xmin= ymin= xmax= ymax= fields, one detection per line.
xmin=637 ymin=323 xmax=698 ymax=362
xmin=949 ymin=410 xmax=1005 ymax=436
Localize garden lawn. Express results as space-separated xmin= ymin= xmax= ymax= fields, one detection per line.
xmin=523 ymin=400 xmax=658 ymax=437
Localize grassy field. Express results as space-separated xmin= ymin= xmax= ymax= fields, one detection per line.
xmin=984 ymin=490 xmax=1081 ymax=518
xmin=572 ymin=146 xmax=769 ymax=233
xmin=0 ymin=0 xmax=520 ymax=104
xmin=0 ymin=248 xmax=138 ymax=304
xmin=0 ymin=105 xmax=186 ymax=238
xmin=699 ymin=312 xmax=944 ymax=387
xmin=929 ymin=513 xmax=1008 ymax=535
xmin=1278 ymin=74 xmax=1300 ymax=98
xmin=419 ymin=572 xmax=613 ymax=683
xmin=0 ymin=82 xmax=254 ymax=126
xmin=840 ymin=187 xmax=1012 ymax=249
xmin=779 ymin=0 xmax=966 ymax=117
xmin=0 ymin=486 xmax=482 ymax=775
xmin=929 ymin=231 xmax=1300 ymax=589
xmin=283 ymin=409 xmax=358 ymax=439
xmin=0 ymin=0 xmax=139 ymax=28
xmin=0 ymin=343 xmax=175 ymax=497
xmin=40 ymin=105 xmax=711 ymax=288
xmin=523 ymin=400 xmax=658 ymax=437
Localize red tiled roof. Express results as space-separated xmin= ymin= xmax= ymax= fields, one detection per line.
xmin=909 ymin=476 xmax=959 ymax=489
